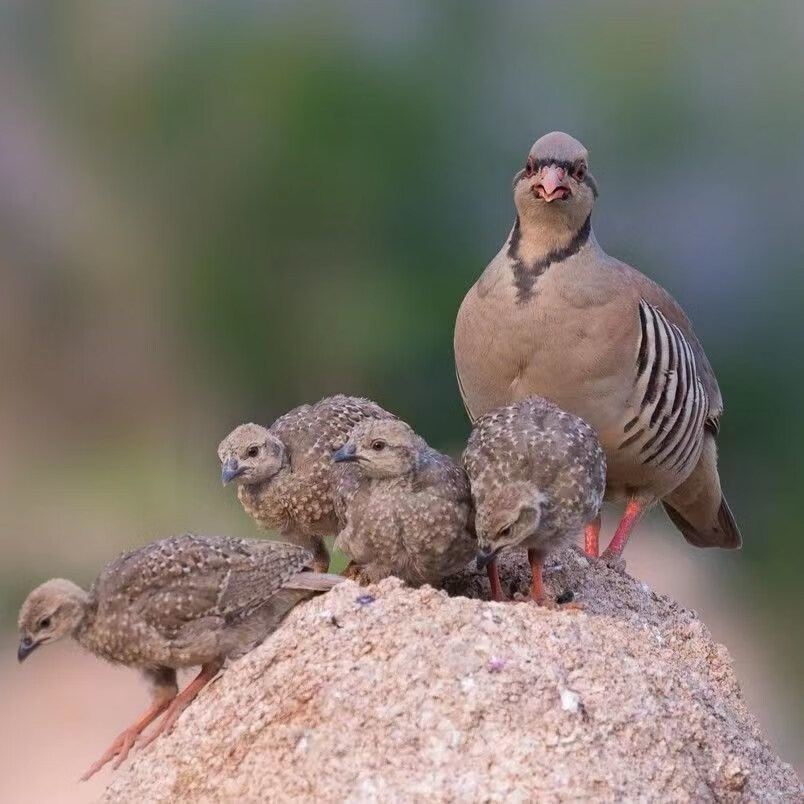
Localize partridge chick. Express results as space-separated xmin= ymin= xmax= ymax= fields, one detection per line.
xmin=455 ymin=131 xmax=741 ymax=560
xmin=218 ymin=395 xmax=395 ymax=572
xmin=17 ymin=533 xmax=341 ymax=780
xmin=331 ymin=419 xmax=476 ymax=587
xmin=463 ymin=397 xmax=606 ymax=603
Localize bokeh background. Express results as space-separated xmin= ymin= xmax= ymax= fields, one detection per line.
xmin=1 ymin=1 xmax=802 ymax=799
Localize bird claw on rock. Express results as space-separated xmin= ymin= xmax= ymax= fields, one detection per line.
xmin=600 ymin=553 xmax=627 ymax=573
xmin=79 ymin=728 xmax=140 ymax=781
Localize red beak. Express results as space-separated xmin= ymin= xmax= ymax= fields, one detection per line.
xmin=532 ymin=164 xmax=571 ymax=202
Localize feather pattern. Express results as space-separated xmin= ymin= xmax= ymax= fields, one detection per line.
xmin=619 ymin=301 xmax=708 ymax=478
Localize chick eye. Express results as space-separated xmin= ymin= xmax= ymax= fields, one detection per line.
xmin=38 ymin=617 xmax=51 ymax=630
xmin=498 ymin=525 xmax=512 ymax=538
xmin=246 ymin=446 xmax=259 ymax=458
xmin=572 ymin=161 xmax=587 ymax=181
xmin=524 ymin=157 xmax=535 ymax=178
xmin=370 ymin=440 xmax=386 ymax=452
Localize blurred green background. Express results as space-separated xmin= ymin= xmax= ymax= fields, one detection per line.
xmin=0 ymin=0 xmax=802 ymax=786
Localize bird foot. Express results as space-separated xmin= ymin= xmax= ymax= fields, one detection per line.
xmin=80 ymin=727 xmax=140 ymax=781
xmin=341 ymin=561 xmax=370 ymax=584
xmin=137 ymin=699 xmax=188 ymax=752
xmin=600 ymin=551 xmax=627 ymax=573
xmin=509 ymin=591 xmax=583 ymax=612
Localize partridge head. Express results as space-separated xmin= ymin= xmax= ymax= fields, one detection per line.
xmin=333 ymin=419 xmax=422 ymax=479
xmin=473 ymin=481 xmax=545 ymax=562
xmin=513 ymin=131 xmax=597 ymax=237
xmin=218 ymin=423 xmax=286 ymax=486
xmin=17 ymin=579 xmax=89 ymax=662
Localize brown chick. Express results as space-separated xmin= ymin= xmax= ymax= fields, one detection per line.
xmin=17 ymin=533 xmax=341 ymax=780
xmin=463 ymin=397 xmax=606 ymax=603
xmin=331 ymin=419 xmax=477 ymax=587
xmin=218 ymin=395 xmax=396 ymax=572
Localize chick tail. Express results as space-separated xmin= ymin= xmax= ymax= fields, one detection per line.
xmin=285 ymin=571 xmax=346 ymax=592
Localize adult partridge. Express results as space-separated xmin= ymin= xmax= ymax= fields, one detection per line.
xmin=464 ymin=397 xmax=606 ymax=602
xmin=454 ymin=131 xmax=741 ymax=560
xmin=218 ymin=395 xmax=395 ymax=572
xmin=331 ymin=419 xmax=477 ymax=588
xmin=17 ymin=533 xmax=341 ymax=780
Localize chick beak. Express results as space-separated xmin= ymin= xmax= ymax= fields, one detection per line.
xmin=333 ymin=444 xmax=357 ymax=463
xmin=17 ymin=636 xmax=37 ymax=663
xmin=221 ymin=458 xmax=244 ymax=485
xmin=533 ymin=164 xmax=571 ymax=202
xmin=476 ymin=547 xmax=499 ymax=571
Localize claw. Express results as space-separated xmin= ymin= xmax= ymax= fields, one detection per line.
xmin=80 ymin=728 xmax=139 ymax=781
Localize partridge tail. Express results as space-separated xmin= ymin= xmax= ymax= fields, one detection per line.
xmin=662 ymin=495 xmax=742 ymax=549
xmin=661 ymin=434 xmax=742 ymax=550
xmin=284 ymin=571 xmax=345 ymax=592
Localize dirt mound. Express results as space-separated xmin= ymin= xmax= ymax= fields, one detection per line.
xmin=104 ymin=548 xmax=801 ymax=802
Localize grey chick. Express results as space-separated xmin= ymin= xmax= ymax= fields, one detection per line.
xmin=331 ymin=418 xmax=477 ymax=587
xmin=218 ymin=395 xmax=396 ymax=572
xmin=455 ymin=131 xmax=741 ymax=561
xmin=17 ymin=533 xmax=342 ymax=780
xmin=463 ymin=397 xmax=606 ymax=603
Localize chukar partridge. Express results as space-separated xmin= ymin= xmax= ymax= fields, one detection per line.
xmin=332 ymin=419 xmax=477 ymax=588
xmin=17 ymin=533 xmax=341 ymax=780
xmin=218 ymin=395 xmax=396 ymax=572
xmin=454 ymin=131 xmax=741 ymax=560
xmin=464 ymin=397 xmax=606 ymax=603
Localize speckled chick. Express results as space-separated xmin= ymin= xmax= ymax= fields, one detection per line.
xmin=17 ymin=533 xmax=342 ymax=780
xmin=463 ymin=397 xmax=606 ymax=603
xmin=331 ymin=419 xmax=476 ymax=587
xmin=218 ymin=395 xmax=396 ymax=572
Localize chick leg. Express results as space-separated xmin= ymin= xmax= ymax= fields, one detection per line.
xmin=528 ymin=549 xmax=545 ymax=603
xmin=138 ymin=661 xmax=222 ymax=751
xmin=602 ymin=496 xmax=652 ymax=560
xmin=311 ymin=537 xmax=331 ymax=573
xmin=487 ymin=557 xmax=503 ymax=602
xmin=584 ymin=515 xmax=601 ymax=558
xmin=80 ymin=677 xmax=176 ymax=780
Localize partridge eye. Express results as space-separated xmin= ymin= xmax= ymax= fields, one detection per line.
xmin=573 ymin=161 xmax=587 ymax=181
xmin=38 ymin=617 xmax=51 ymax=630
xmin=370 ymin=440 xmax=386 ymax=452
xmin=246 ymin=446 xmax=259 ymax=458
xmin=499 ymin=525 xmax=512 ymax=538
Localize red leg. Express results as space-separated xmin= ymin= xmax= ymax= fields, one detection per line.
xmin=528 ymin=549 xmax=545 ymax=604
xmin=487 ymin=557 xmax=504 ymax=602
xmin=80 ymin=692 xmax=174 ymax=781
xmin=584 ymin=515 xmax=601 ymax=558
xmin=138 ymin=662 xmax=221 ymax=752
xmin=602 ymin=497 xmax=651 ymax=559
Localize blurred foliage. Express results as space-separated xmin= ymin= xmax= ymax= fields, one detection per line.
xmin=0 ymin=0 xmax=802 ymax=745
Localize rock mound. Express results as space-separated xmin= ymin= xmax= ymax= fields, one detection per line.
xmin=104 ymin=548 xmax=801 ymax=802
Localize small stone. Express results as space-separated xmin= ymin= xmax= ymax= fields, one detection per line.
xmin=560 ymin=688 xmax=581 ymax=714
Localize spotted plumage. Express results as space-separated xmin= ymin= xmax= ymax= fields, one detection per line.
xmin=331 ymin=419 xmax=476 ymax=586
xmin=455 ymin=131 xmax=741 ymax=559
xmin=218 ymin=395 xmax=396 ymax=571
xmin=464 ymin=397 xmax=606 ymax=602
xmin=17 ymin=533 xmax=342 ymax=778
